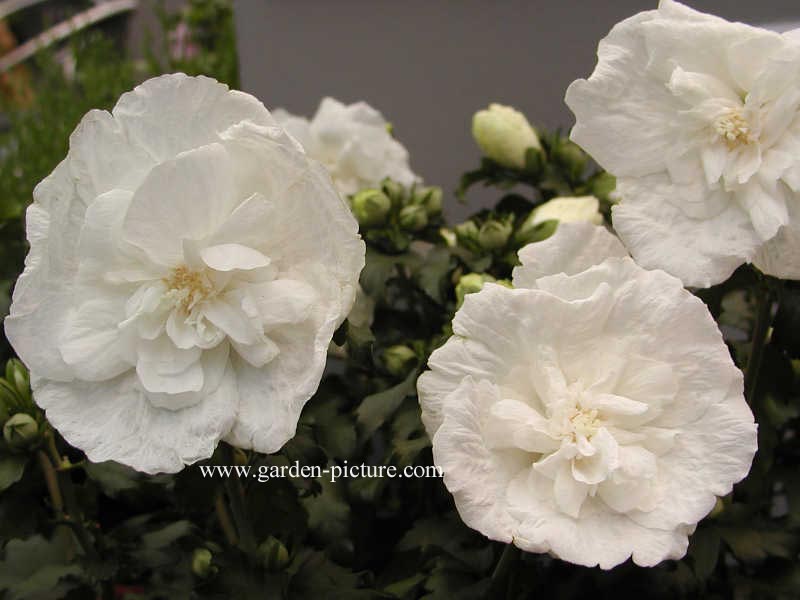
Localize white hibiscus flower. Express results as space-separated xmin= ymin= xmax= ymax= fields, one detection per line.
xmin=273 ymin=97 xmax=418 ymax=196
xmin=4 ymin=74 xmax=365 ymax=474
xmin=417 ymin=222 xmax=756 ymax=568
xmin=565 ymin=0 xmax=800 ymax=287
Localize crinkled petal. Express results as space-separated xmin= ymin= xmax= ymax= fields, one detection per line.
xmin=513 ymin=222 xmax=627 ymax=287
xmin=32 ymin=361 xmax=237 ymax=474
xmin=613 ymin=174 xmax=760 ymax=287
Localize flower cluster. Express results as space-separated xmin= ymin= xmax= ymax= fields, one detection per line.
xmin=2 ymin=0 xmax=792 ymax=584
xmin=273 ymin=97 xmax=419 ymax=196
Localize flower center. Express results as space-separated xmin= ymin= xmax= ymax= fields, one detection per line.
xmin=163 ymin=266 xmax=212 ymax=313
xmin=568 ymin=407 xmax=599 ymax=440
xmin=714 ymin=110 xmax=754 ymax=149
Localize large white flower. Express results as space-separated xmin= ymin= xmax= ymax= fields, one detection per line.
xmin=417 ymin=222 xmax=756 ymax=568
xmin=4 ymin=74 xmax=365 ymax=474
xmin=565 ymin=0 xmax=800 ymax=287
xmin=273 ymin=98 xmax=418 ymax=196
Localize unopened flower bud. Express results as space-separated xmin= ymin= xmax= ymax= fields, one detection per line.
xmin=5 ymin=359 xmax=30 ymax=403
xmin=553 ymin=139 xmax=588 ymax=176
xmin=456 ymin=273 xmax=496 ymax=306
xmin=381 ymin=178 xmax=406 ymax=207
xmin=351 ymin=189 xmax=391 ymax=227
xmin=514 ymin=219 xmax=558 ymax=247
xmin=589 ymin=172 xmax=617 ymax=202
xmin=454 ymin=221 xmax=480 ymax=249
xmin=478 ymin=220 xmax=512 ymax=250
xmin=258 ymin=536 xmax=290 ymax=571
xmin=414 ymin=186 xmax=443 ymax=217
xmin=3 ymin=413 xmax=38 ymax=450
xmin=472 ymin=103 xmax=541 ymax=169
xmin=439 ymin=228 xmax=457 ymax=248
xmin=383 ymin=345 xmax=417 ymax=376
xmin=398 ymin=205 xmax=428 ymax=232
xmin=191 ymin=548 xmax=214 ymax=578
xmin=522 ymin=196 xmax=602 ymax=231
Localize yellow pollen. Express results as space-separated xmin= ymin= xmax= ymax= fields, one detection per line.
xmin=164 ymin=266 xmax=211 ymax=313
xmin=715 ymin=110 xmax=754 ymax=149
xmin=569 ymin=408 xmax=599 ymax=440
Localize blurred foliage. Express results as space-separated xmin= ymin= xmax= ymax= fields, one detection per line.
xmin=0 ymin=3 xmax=798 ymax=598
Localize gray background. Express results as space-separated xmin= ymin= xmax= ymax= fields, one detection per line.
xmin=233 ymin=1 xmax=800 ymax=218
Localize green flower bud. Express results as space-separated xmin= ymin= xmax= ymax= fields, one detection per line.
xmin=454 ymin=220 xmax=480 ymax=249
xmin=478 ymin=220 xmax=512 ymax=250
xmin=258 ymin=536 xmax=290 ymax=571
xmin=381 ymin=178 xmax=406 ymax=207
xmin=472 ymin=104 xmax=541 ymax=169
xmin=439 ymin=227 xmax=457 ymax=248
xmin=589 ymin=172 xmax=617 ymax=202
xmin=351 ymin=189 xmax=391 ymax=227
xmin=514 ymin=218 xmax=558 ymax=247
xmin=456 ymin=273 xmax=496 ymax=306
xmin=383 ymin=344 xmax=417 ymax=376
xmin=3 ymin=413 xmax=39 ymax=450
xmin=5 ymin=359 xmax=30 ymax=403
xmin=514 ymin=196 xmax=601 ymax=248
xmin=398 ymin=205 xmax=428 ymax=232
xmin=414 ymin=186 xmax=443 ymax=217
xmin=191 ymin=548 xmax=215 ymax=578
xmin=553 ymin=139 xmax=588 ymax=177
xmin=0 ymin=383 xmax=19 ymax=419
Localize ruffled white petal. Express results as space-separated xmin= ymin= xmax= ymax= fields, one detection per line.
xmin=419 ymin=223 xmax=756 ymax=568
xmin=33 ymin=354 xmax=237 ymax=474
xmin=6 ymin=74 xmax=366 ymax=473
xmin=566 ymin=1 xmax=800 ymax=286
xmin=513 ymin=221 xmax=627 ymax=286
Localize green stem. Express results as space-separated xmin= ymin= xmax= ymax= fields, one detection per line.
xmin=42 ymin=430 xmax=99 ymax=561
xmin=744 ymin=280 xmax=774 ymax=403
xmin=488 ymin=543 xmax=520 ymax=600
xmin=215 ymin=491 xmax=239 ymax=546
xmin=220 ymin=443 xmax=258 ymax=556
xmin=57 ymin=464 xmax=99 ymax=561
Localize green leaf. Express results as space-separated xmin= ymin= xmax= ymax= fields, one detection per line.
xmin=288 ymin=549 xmax=374 ymax=599
xmin=357 ymin=369 xmax=419 ymax=437
xmin=84 ymin=460 xmax=143 ymax=497
xmin=413 ymin=247 xmax=454 ymax=305
xmin=360 ymin=249 xmax=419 ymax=298
xmin=302 ymin=480 xmax=350 ymax=543
xmin=689 ymin=527 xmax=720 ymax=580
xmin=383 ymin=572 xmax=426 ymax=597
xmin=0 ymin=455 xmax=27 ymax=493
xmin=0 ymin=535 xmax=82 ymax=600
xmin=720 ymin=526 xmax=797 ymax=562
xmin=317 ymin=415 xmax=357 ymax=460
